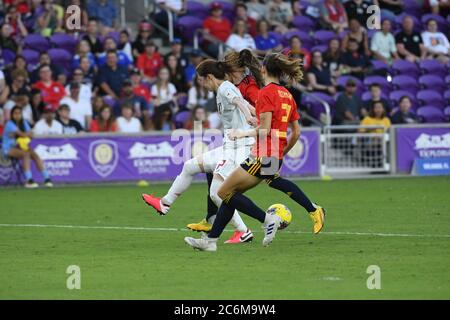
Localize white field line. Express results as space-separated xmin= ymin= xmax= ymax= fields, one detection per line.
xmin=0 ymin=223 xmax=449 ymax=239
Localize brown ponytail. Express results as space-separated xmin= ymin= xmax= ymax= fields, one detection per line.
xmin=223 ymin=49 xmax=264 ymax=88
xmin=263 ymin=53 xmax=303 ymax=82
xmin=196 ymin=59 xmax=227 ymax=80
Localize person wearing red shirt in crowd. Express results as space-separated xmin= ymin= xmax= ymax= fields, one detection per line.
xmin=130 ymin=68 xmax=151 ymax=101
xmin=320 ymin=0 xmax=348 ymax=33
xmin=184 ymin=53 xmax=325 ymax=252
xmin=4 ymin=0 xmax=30 ymax=14
xmin=32 ymin=65 xmax=66 ymax=109
xmin=136 ymin=41 xmax=164 ymax=83
xmin=90 ymin=105 xmax=117 ymax=132
xmin=282 ymin=36 xmax=311 ymax=70
xmin=203 ymin=2 xmax=232 ymax=57
xmin=235 ymin=2 xmax=257 ymax=38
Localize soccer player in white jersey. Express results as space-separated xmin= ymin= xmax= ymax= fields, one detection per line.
xmin=142 ymin=59 xmax=257 ymax=244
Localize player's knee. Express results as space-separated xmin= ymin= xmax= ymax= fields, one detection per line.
xmin=209 ymin=190 xmax=222 ymax=207
xmin=182 ymin=158 xmax=200 ymax=176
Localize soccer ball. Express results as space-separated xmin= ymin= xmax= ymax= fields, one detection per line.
xmin=267 ymin=204 xmax=292 ymax=230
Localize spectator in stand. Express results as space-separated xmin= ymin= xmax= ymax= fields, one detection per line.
xmin=187 ymin=75 xmax=215 ymax=110
xmin=31 ymin=52 xmax=63 ymax=83
xmin=118 ymin=30 xmax=134 ymax=63
xmin=363 ymin=83 xmax=391 ymax=117
xmin=36 ymin=0 xmax=64 ymax=36
xmin=283 ymin=36 xmax=311 ymax=70
xmin=268 ymin=0 xmax=293 ymax=33
xmin=342 ymin=18 xmax=370 ymax=57
xmin=320 ymin=0 xmax=348 ymax=33
xmin=66 ymin=68 xmax=92 ymax=103
xmin=334 ymin=78 xmax=363 ymax=125
xmin=90 ymin=105 xmax=117 ymax=132
xmin=130 ymin=68 xmax=151 ymax=101
xmin=307 ymin=50 xmax=337 ymax=95
xmin=87 ymin=0 xmax=117 ymax=31
xmin=184 ymin=49 xmax=205 ymax=88
xmin=151 ymin=67 xmax=178 ymax=111
xmin=360 ymin=100 xmax=391 ymax=133
xmin=32 ymin=65 xmax=66 ymax=109
xmin=0 ymin=23 xmax=20 ymax=52
xmin=4 ymin=55 xmax=28 ymax=85
xmin=254 ymin=19 xmax=283 ymax=57
xmin=116 ymin=103 xmax=142 ymax=133
xmin=226 ymin=18 xmax=257 ymax=52
xmin=30 ymin=89 xmax=45 ymax=122
xmin=391 ymin=96 xmax=419 ymax=124
xmin=341 ymin=38 xmax=372 ymax=79
xmin=114 ymin=79 xmax=151 ymax=122
xmin=246 ymin=0 xmax=268 ymax=20
xmin=395 ymin=15 xmax=427 ymax=63
xmin=2 ymin=105 xmax=53 ymax=188
xmin=3 ymin=93 xmax=34 ymax=125
xmin=72 ymin=40 xmax=97 ymax=70
xmin=428 ymin=0 xmax=450 ymax=15
xmin=235 ymin=2 xmax=257 ymax=37
xmin=57 ymin=104 xmax=84 ymax=135
xmin=378 ymin=0 xmax=402 ymax=18
xmin=136 ymin=41 xmax=164 ymax=83
xmin=33 ymin=105 xmax=63 ymax=135
xmin=59 ymin=81 xmax=92 ymax=130
xmin=165 ymin=38 xmax=189 ymax=70
xmin=422 ymin=19 xmax=450 ymax=64
xmin=4 ymin=69 xmax=30 ymax=102
xmin=154 ymin=0 xmax=187 ymax=29
xmin=79 ymin=56 xmax=96 ymax=90
xmin=323 ymin=38 xmax=343 ymax=80
xmin=344 ymin=0 xmax=374 ymax=27
xmin=3 ymin=5 xmax=28 ymax=39
xmin=370 ymin=19 xmax=399 ymax=65
xmin=148 ymin=104 xmax=175 ymax=132
xmin=203 ymin=2 xmax=232 ymax=57
xmin=97 ymin=50 xmax=129 ymax=100
xmin=184 ymin=106 xmax=209 ymax=130
xmin=132 ymin=20 xmax=153 ymax=58
xmin=97 ymin=37 xmax=133 ymax=69
xmin=82 ymin=18 xmax=104 ymax=56
xmin=166 ymin=54 xmax=187 ymax=93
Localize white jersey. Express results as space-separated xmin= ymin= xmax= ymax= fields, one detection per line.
xmin=216 ymin=81 xmax=255 ymax=149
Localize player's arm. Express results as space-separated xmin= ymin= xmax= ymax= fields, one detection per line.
xmin=228 ymin=112 xmax=272 ymax=140
xmin=232 ymin=96 xmax=256 ymax=125
xmin=284 ymin=120 xmax=301 ymax=156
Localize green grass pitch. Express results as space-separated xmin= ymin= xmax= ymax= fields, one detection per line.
xmin=0 ymin=176 xmax=449 ymax=299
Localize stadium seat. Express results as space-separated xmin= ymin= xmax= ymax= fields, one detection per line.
xmin=419 ymin=59 xmax=447 ymax=78
xmin=389 ymin=90 xmax=418 ymax=109
xmin=310 ymin=45 xmax=328 ymax=53
xmin=186 ymin=1 xmax=209 ymax=19
xmin=446 ymin=75 xmax=450 ymax=89
xmin=107 ymin=31 xmax=121 ymax=44
xmin=392 ymin=59 xmax=421 ymax=78
xmin=363 ymin=75 xmax=391 ymax=93
xmin=419 ymin=75 xmax=446 ymax=93
xmin=444 ymin=90 xmax=450 ymax=104
xmin=313 ymin=30 xmax=337 ymax=45
xmin=48 ymin=48 xmax=72 ymax=70
xmin=394 ymin=13 xmax=422 ymax=32
xmin=444 ymin=106 xmax=450 ymax=121
xmin=214 ymin=1 xmax=234 ymax=21
xmin=392 ymin=75 xmax=420 ymax=94
xmin=371 ymin=60 xmax=391 ymax=74
xmin=417 ymin=106 xmax=446 ymax=123
xmin=21 ymin=49 xmax=40 ymax=66
xmin=416 ymin=90 xmax=445 ymax=109
xmin=421 ymin=13 xmax=448 ymax=33
xmin=292 ymin=15 xmax=316 ymax=32
xmin=103 ymin=96 xmax=117 ymax=108
xmin=404 ymin=0 xmax=423 ymax=17
xmin=24 ymin=34 xmax=50 ymax=53
xmin=50 ymin=33 xmax=78 ymax=54
xmin=2 ymin=48 xmax=16 ymax=66
xmin=362 ymin=90 xmax=389 ymax=102
xmin=174 ymin=111 xmax=191 ymax=128
xmin=176 ymin=16 xmax=203 ymax=44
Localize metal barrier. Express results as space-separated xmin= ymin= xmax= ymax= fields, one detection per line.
xmin=323 ymin=125 xmax=390 ymax=174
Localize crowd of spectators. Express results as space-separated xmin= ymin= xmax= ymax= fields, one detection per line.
xmin=0 ymin=0 xmax=449 ymax=144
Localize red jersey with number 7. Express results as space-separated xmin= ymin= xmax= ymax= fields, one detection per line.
xmin=252 ymin=83 xmax=300 ymax=159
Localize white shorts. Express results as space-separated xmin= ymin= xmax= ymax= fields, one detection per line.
xmin=214 ymin=145 xmax=253 ymax=180
xmin=201 ymin=147 xmax=224 ymax=173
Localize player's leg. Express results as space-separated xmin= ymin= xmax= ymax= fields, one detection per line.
xmin=8 ymin=148 xmax=37 ymax=188
xmin=30 ymin=150 xmax=53 ymax=187
xmin=266 ymin=175 xmax=325 ymax=234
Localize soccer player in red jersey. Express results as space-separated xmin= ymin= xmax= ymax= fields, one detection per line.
xmin=185 ymin=53 xmax=326 ymax=251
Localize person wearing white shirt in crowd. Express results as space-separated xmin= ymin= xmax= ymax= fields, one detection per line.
xmin=3 ymin=93 xmax=34 ymax=125
xmin=226 ymin=18 xmax=257 ymax=52
xmin=151 ymin=67 xmax=178 ymax=109
xmin=60 ymin=81 xmax=93 ymax=130
xmin=422 ymin=18 xmax=450 ymax=64
xmin=187 ymin=75 xmax=215 ymax=110
xmin=65 ymin=68 xmax=92 ymax=103
xmin=116 ymin=104 xmax=142 ymax=133
xmin=370 ymin=19 xmax=399 ymax=65
xmin=33 ymin=105 xmax=64 ymax=135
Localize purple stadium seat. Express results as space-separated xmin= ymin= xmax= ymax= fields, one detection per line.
xmin=404 ymin=0 xmax=422 ymax=17
xmin=417 ymin=90 xmax=445 ymax=109
xmin=419 ymin=59 xmax=447 ymax=77
xmin=292 ymin=15 xmax=316 ymax=32
xmin=2 ymin=48 xmax=16 ymax=66
xmin=107 ymin=31 xmax=120 ymax=44
xmin=392 ymin=75 xmax=420 ymax=94
xmin=48 ymin=48 xmax=72 ymax=71
xmin=50 ymin=34 xmax=78 ymax=54
xmin=392 ymin=59 xmax=420 ymax=77
xmin=371 ymin=60 xmax=390 ymax=73
xmin=363 ymin=75 xmax=391 ymax=93
xmin=174 ymin=111 xmax=191 ymax=128
xmin=421 ymin=13 xmax=448 ymax=33
xmin=444 ymin=106 xmax=450 ymax=119
xmin=186 ymin=1 xmax=209 ymax=19
xmin=394 ymin=13 xmax=422 ymax=32
xmin=103 ymin=96 xmax=117 ymax=107
xmin=310 ymin=45 xmax=327 ymax=53
xmin=176 ymin=16 xmax=203 ymax=44
xmin=269 ymin=32 xmax=283 ymax=45
xmin=446 ymin=75 xmax=450 ymax=88
xmin=417 ymin=106 xmax=446 ymax=123
xmin=22 ymin=49 xmax=40 ymax=66
xmin=303 ymin=92 xmax=336 ymax=120
xmin=444 ymin=90 xmax=450 ymax=104
xmin=24 ymin=34 xmax=50 ymax=53
xmin=178 ymin=95 xmax=188 ymax=108
xmin=419 ymin=75 xmax=446 ymax=93
xmin=282 ymin=30 xmax=313 ymax=48
xmin=336 ymin=75 xmax=363 ymax=92
xmin=362 ymin=91 xmax=388 ymax=101
xmin=313 ymin=30 xmax=337 ymax=45
xmin=214 ymin=1 xmax=234 ymax=21
xmin=389 ymin=90 xmax=417 ymax=109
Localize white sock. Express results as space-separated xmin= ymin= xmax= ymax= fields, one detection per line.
xmin=208 ymin=215 xmax=216 ymax=225
xmin=210 ymin=178 xmax=248 ymax=233
xmin=162 ymin=158 xmax=201 ymax=207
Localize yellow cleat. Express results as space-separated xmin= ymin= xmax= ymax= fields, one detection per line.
xmin=187 ymin=219 xmax=212 ymax=232
xmin=309 ymin=206 xmax=326 ymax=235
